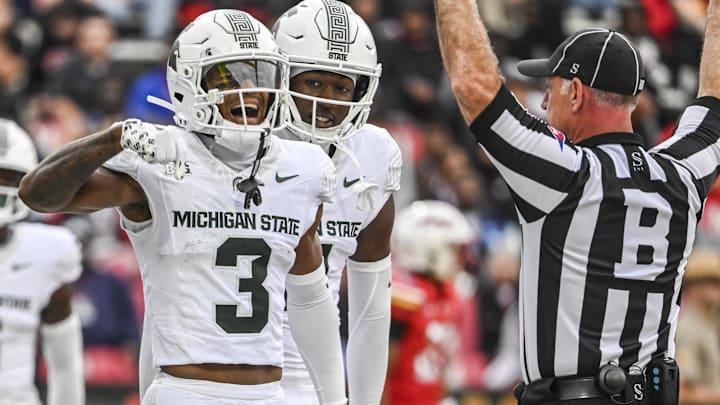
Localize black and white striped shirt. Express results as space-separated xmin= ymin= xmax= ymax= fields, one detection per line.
xmin=470 ymin=85 xmax=720 ymax=383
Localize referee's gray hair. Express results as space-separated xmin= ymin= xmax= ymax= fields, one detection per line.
xmin=560 ymin=79 xmax=638 ymax=109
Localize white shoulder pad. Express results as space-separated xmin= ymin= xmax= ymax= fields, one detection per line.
xmin=352 ymin=124 xmax=403 ymax=192
xmin=27 ymin=223 xmax=83 ymax=284
xmin=384 ymin=135 xmax=402 ymax=193
xmin=319 ymin=154 xmax=337 ymax=204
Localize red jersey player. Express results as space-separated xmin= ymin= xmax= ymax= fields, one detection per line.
xmin=384 ymin=200 xmax=475 ymax=404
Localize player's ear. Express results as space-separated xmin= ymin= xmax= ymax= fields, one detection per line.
xmin=570 ymin=77 xmax=584 ymax=113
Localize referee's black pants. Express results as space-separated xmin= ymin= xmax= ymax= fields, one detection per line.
xmin=522 ymin=400 xmax=634 ymax=405
xmin=515 ymin=378 xmax=644 ymax=405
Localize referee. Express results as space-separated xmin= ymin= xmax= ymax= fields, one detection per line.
xmin=434 ymin=0 xmax=720 ymax=404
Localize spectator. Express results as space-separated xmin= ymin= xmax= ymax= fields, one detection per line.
xmin=24 ymin=94 xmax=88 ymax=158
xmin=48 ymin=13 xmax=129 ymax=124
xmin=35 ymin=1 xmax=97 ymax=77
xmin=382 ymin=2 xmax=444 ymax=121
xmin=479 ymin=232 xmax=522 ymax=393
xmin=139 ymin=0 xmax=180 ymax=39
xmin=0 ymin=40 xmax=30 ymax=122
xmin=676 ymin=248 xmax=720 ymax=405
xmin=562 ymin=0 xmax=621 ymax=37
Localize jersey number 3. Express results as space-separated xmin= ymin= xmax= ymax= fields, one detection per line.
xmin=215 ymin=238 xmax=270 ymax=334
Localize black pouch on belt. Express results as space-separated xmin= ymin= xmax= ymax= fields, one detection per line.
xmin=644 ymin=357 xmax=679 ymax=405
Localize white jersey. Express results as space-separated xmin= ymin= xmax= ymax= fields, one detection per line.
xmin=277 ymin=124 xmax=402 ymax=367
xmin=0 ymin=223 xmax=82 ymax=395
xmin=103 ymin=127 xmax=335 ymax=368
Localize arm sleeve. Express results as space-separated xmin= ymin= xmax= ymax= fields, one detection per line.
xmin=469 ymin=85 xmax=586 ymax=221
xmin=42 ymin=313 xmax=85 ymax=405
xmin=346 ymin=255 xmax=392 ymax=405
xmin=286 ymin=266 xmax=347 ymax=405
xmin=650 ymin=96 xmax=720 ymax=200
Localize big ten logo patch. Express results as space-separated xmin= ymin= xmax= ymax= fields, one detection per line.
xmin=165 ymin=162 xmax=191 ymax=177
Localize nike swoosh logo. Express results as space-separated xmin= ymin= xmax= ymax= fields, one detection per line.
xmin=343 ymin=177 xmax=360 ymax=188
xmin=276 ymin=173 xmax=299 ymax=183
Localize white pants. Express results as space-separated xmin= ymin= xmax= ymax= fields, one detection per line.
xmin=143 ymin=372 xmax=283 ymax=405
xmin=271 ymin=365 xmax=319 ymax=405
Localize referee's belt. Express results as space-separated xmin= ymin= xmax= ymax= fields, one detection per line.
xmin=513 ymin=377 xmax=610 ymax=402
xmin=514 ymin=364 xmax=636 ymax=404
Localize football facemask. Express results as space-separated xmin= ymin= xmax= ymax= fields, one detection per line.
xmin=273 ymin=0 xmax=381 ymax=145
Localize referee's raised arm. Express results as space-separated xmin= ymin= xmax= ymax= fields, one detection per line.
xmin=434 ymin=0 xmax=502 ymax=123
xmin=699 ymin=0 xmax=720 ymax=98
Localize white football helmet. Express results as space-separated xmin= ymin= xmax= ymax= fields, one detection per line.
xmin=393 ymin=200 xmax=475 ymax=280
xmin=273 ymin=0 xmax=381 ymax=145
xmin=166 ymin=9 xmax=289 ymax=151
xmin=0 ymin=119 xmax=38 ymax=227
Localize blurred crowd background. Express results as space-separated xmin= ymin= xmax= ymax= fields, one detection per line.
xmin=3 ymin=0 xmax=720 ymax=404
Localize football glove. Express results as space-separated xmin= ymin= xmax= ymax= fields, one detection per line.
xmin=120 ymin=118 xmax=186 ymax=180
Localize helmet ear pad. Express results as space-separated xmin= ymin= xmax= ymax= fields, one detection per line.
xmin=353 ymin=76 xmax=369 ymax=101
xmin=347 ymin=76 xmax=370 ymax=126
xmin=193 ymin=105 xmax=213 ymax=125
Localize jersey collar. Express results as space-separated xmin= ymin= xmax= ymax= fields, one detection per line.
xmin=576 ymin=132 xmax=645 ymax=148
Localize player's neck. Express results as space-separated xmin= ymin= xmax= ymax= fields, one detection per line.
xmin=284 ymin=127 xmax=335 ymax=155
xmin=570 ymin=105 xmax=634 ymax=144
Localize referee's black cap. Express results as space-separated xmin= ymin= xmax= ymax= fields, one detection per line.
xmin=517 ymin=28 xmax=645 ymax=96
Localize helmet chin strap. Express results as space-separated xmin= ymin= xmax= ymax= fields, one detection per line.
xmin=215 ymin=122 xmax=266 ymax=160
xmin=206 ymin=124 xmax=269 ymax=209
xmin=233 ymin=129 xmax=268 ymax=209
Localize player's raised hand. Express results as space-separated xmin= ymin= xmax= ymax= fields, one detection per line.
xmin=120 ymin=118 xmax=186 ymax=180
